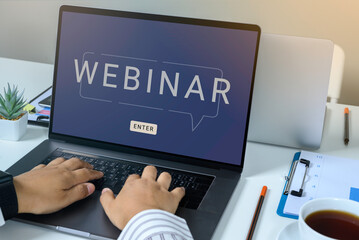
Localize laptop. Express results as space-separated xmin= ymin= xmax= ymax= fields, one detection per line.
xmin=248 ymin=33 xmax=333 ymax=149
xmin=7 ymin=6 xmax=260 ymax=240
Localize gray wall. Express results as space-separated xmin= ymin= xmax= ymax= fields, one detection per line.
xmin=1 ymin=0 xmax=358 ymax=106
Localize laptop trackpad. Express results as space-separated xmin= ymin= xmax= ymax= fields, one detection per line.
xmin=16 ymin=191 xmax=121 ymax=239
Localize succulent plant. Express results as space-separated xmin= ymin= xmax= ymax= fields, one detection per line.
xmin=0 ymin=83 xmax=27 ymax=120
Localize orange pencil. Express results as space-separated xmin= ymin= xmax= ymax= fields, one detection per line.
xmin=344 ymin=107 xmax=349 ymax=145
xmin=246 ymin=186 xmax=267 ymax=240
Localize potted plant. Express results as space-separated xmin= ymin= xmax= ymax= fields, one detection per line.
xmin=0 ymin=83 xmax=28 ymax=141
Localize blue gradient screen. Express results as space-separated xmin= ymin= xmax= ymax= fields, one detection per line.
xmin=52 ymin=11 xmax=259 ymax=166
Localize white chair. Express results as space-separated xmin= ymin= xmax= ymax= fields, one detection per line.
xmin=327 ymin=44 xmax=345 ymax=103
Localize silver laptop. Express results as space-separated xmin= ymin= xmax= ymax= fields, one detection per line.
xmin=248 ymin=33 xmax=333 ymax=149
xmin=7 ymin=5 xmax=261 ymax=240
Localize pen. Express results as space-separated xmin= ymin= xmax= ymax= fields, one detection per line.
xmin=344 ymin=108 xmax=349 ymax=145
xmin=246 ymin=186 xmax=267 ymax=240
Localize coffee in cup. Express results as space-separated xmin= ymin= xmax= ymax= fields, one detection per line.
xmin=305 ymin=209 xmax=359 ymax=239
xmin=299 ymin=198 xmax=359 ymax=240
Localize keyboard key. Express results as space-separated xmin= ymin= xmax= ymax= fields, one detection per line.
xmin=108 ymin=161 xmax=116 ymax=167
xmin=51 ymin=150 xmax=63 ymax=158
xmin=187 ymin=182 xmax=199 ymax=191
xmin=85 ymin=158 xmax=95 ymax=164
xmin=97 ymin=166 xmax=107 ymax=172
xmin=77 ymin=155 xmax=86 ymax=160
xmin=188 ymin=176 xmax=196 ymax=182
xmin=62 ymin=153 xmax=73 ymax=159
xmin=103 ymin=180 xmax=117 ymax=189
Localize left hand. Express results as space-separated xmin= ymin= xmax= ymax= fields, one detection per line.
xmin=13 ymin=157 xmax=103 ymax=214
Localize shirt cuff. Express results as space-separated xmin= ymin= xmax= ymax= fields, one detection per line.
xmin=118 ymin=209 xmax=194 ymax=240
xmin=0 ymin=207 xmax=5 ymax=226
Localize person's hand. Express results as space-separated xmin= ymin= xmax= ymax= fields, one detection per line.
xmin=100 ymin=165 xmax=185 ymax=230
xmin=13 ymin=157 xmax=103 ymax=214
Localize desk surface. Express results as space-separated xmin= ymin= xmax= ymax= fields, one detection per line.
xmin=0 ymin=57 xmax=358 ymax=240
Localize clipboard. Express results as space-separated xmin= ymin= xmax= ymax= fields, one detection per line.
xmin=277 ymin=151 xmax=359 ymax=219
xmin=276 ymin=152 xmax=301 ymax=219
xmin=27 ymin=86 xmax=52 ymax=127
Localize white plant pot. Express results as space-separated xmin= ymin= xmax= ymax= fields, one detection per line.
xmin=0 ymin=112 xmax=28 ymax=141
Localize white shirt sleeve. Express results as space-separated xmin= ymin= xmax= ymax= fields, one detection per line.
xmin=0 ymin=207 xmax=5 ymax=226
xmin=117 ymin=209 xmax=194 ymax=240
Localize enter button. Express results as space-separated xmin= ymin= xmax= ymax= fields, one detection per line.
xmin=130 ymin=120 xmax=158 ymax=135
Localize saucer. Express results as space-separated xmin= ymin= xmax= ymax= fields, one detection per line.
xmin=276 ymin=222 xmax=300 ymax=240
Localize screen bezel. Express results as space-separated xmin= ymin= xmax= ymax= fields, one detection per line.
xmin=49 ymin=5 xmax=261 ymax=172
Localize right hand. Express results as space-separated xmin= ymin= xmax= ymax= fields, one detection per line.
xmin=13 ymin=157 xmax=103 ymax=214
xmin=100 ymin=165 xmax=185 ymax=230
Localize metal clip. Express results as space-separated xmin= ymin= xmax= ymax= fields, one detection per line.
xmin=284 ymin=159 xmax=310 ymax=197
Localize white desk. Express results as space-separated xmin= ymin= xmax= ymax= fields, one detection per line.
xmin=0 ymin=57 xmax=358 ymax=240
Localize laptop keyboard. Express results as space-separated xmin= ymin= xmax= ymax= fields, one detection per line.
xmin=42 ymin=149 xmax=215 ymax=209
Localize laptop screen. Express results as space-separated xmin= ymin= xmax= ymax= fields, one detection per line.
xmin=51 ymin=6 xmax=260 ymax=167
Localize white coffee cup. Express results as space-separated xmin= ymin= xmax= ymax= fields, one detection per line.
xmin=298 ymin=198 xmax=359 ymax=239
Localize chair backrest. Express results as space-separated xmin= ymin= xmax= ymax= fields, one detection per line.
xmin=328 ymin=44 xmax=345 ymax=103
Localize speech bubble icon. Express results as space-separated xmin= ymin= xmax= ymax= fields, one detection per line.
xmin=161 ymin=61 xmax=224 ymax=131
